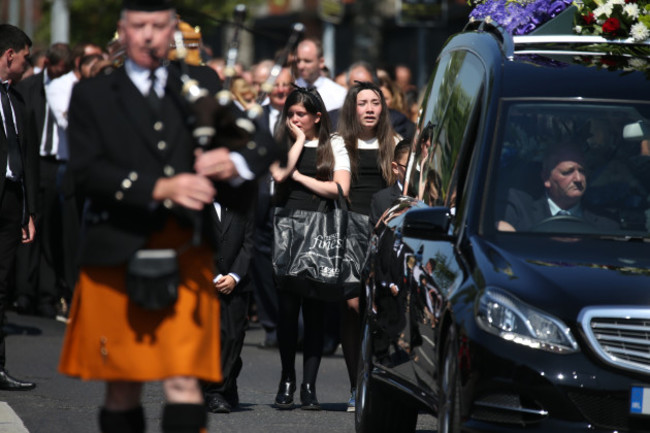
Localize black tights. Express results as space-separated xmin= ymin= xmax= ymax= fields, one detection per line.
xmin=277 ymin=290 xmax=325 ymax=385
xmin=340 ymin=301 xmax=361 ymax=390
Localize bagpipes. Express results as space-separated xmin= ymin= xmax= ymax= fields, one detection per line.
xmin=172 ymin=5 xmax=304 ymax=157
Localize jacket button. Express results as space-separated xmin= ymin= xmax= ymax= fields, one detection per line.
xmin=157 ymin=140 xmax=167 ymax=150
xmin=154 ymin=121 xmax=164 ymax=131
xmin=163 ymin=165 xmax=175 ymax=176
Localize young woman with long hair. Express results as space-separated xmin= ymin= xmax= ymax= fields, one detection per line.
xmin=333 ymin=80 xmax=401 ymax=410
xmin=270 ymin=87 xmax=351 ymax=410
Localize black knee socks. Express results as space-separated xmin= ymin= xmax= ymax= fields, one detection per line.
xmin=161 ymin=403 xmax=207 ymax=433
xmin=99 ymin=406 xmax=145 ymax=433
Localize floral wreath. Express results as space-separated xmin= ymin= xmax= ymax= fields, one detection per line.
xmin=574 ymin=0 xmax=650 ymax=41
xmin=468 ymin=0 xmax=650 ymax=41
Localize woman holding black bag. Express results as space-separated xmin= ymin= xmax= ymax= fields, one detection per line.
xmin=270 ymin=87 xmax=352 ymax=410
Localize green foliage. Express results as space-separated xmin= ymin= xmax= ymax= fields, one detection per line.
xmin=32 ymin=0 xmax=262 ymax=49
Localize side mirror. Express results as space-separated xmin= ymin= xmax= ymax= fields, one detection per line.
xmin=623 ymin=120 xmax=650 ymax=141
xmin=402 ymin=207 xmax=452 ymax=240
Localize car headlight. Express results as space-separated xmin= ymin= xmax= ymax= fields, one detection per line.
xmin=476 ymin=288 xmax=578 ymax=353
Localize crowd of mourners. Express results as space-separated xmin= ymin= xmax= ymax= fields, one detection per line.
xmin=0 ymin=3 xmax=422 ymax=431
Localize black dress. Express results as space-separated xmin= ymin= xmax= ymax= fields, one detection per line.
xmin=350 ymin=148 xmax=386 ymax=216
xmin=275 ymin=147 xmax=323 ymax=212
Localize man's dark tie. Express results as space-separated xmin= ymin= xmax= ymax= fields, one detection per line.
xmin=42 ymin=108 xmax=55 ymax=156
xmin=0 ymin=83 xmax=23 ymax=178
xmin=146 ymin=71 xmax=161 ymax=114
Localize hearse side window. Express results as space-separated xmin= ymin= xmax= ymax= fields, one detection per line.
xmin=420 ymin=53 xmax=485 ymax=208
xmin=406 ymin=52 xmax=454 ymax=199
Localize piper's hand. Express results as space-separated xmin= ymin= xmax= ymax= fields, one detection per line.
xmin=194 ymin=147 xmax=239 ymax=181
xmin=152 ymin=173 xmax=216 ymax=210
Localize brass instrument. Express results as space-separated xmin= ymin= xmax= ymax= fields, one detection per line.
xmin=169 ymin=19 xmax=203 ymax=66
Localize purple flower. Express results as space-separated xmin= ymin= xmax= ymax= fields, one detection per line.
xmin=470 ymin=0 xmax=572 ymax=35
xmin=547 ymin=0 xmax=571 ymax=17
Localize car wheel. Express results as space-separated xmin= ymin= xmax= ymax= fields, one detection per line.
xmin=355 ymin=314 xmax=418 ymax=433
xmin=438 ymin=326 xmax=461 ymax=433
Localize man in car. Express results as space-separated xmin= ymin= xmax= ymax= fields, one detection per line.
xmin=498 ymin=143 xmax=619 ymax=232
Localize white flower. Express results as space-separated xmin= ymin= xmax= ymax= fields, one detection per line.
xmin=610 ymin=0 xmax=624 ymax=5
xmin=602 ymin=2 xmax=614 ymax=15
xmin=574 ymin=25 xmax=583 ymax=32
xmin=485 ymin=16 xmax=493 ymax=23
xmin=630 ymin=22 xmax=650 ymax=41
xmin=629 ymin=58 xmax=648 ymax=69
xmin=593 ymin=4 xmax=612 ymax=16
xmin=623 ymin=3 xmax=640 ymax=19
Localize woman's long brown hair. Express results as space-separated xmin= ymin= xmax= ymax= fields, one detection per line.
xmin=336 ymin=81 xmax=395 ymax=183
xmin=275 ymin=87 xmax=334 ymax=180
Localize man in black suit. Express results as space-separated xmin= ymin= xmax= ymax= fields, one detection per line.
xmin=253 ymin=66 xmax=292 ymax=350
xmin=203 ymin=198 xmax=255 ymax=414
xmin=499 ymin=143 xmax=619 ymax=232
xmin=369 ymin=139 xmax=410 ymax=228
xmin=14 ymin=43 xmax=74 ymax=319
xmin=0 ymin=24 xmax=37 ymax=390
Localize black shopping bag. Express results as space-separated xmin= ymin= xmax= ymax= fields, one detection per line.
xmin=272 ymin=184 xmax=370 ymax=300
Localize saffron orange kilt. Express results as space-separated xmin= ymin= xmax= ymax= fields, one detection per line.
xmin=58 ymin=222 xmax=222 ymax=383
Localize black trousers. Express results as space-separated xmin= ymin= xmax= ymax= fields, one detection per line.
xmin=14 ymin=158 xmax=78 ymax=308
xmin=204 ymin=291 xmax=250 ymax=401
xmin=0 ymin=180 xmax=24 ymax=368
xmin=251 ymin=245 xmax=278 ymax=336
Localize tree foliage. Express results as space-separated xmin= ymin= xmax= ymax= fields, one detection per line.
xmin=34 ymin=0 xmax=262 ymax=49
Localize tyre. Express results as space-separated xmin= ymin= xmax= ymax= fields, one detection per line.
xmin=355 ymin=315 xmax=418 ymax=433
xmin=438 ymin=325 xmax=461 ymax=433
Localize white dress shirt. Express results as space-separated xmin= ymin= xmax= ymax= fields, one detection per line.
xmin=295 ymin=76 xmax=347 ymax=112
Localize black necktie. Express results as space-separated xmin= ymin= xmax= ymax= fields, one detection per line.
xmin=146 ymin=71 xmax=161 ymax=114
xmin=42 ymin=107 xmax=55 ymax=156
xmin=0 ymin=83 xmax=23 ymax=178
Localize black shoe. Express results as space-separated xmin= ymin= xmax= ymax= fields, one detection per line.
xmin=206 ymin=395 xmax=231 ymax=414
xmin=300 ymin=383 xmax=321 ymax=410
xmin=12 ymin=296 xmax=33 ymax=315
xmin=0 ymin=370 xmax=35 ymax=391
xmin=274 ymin=379 xmax=296 ymax=409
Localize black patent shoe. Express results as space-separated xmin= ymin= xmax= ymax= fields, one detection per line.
xmin=300 ymin=383 xmax=321 ymax=410
xmin=206 ymin=394 xmax=232 ymax=414
xmin=274 ymin=379 xmax=296 ymax=409
xmin=0 ymin=370 xmax=35 ymax=391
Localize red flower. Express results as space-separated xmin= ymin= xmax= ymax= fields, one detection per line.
xmin=582 ymin=12 xmax=596 ymax=25
xmin=602 ymin=17 xmax=621 ymax=34
xmin=600 ymin=56 xmax=619 ymax=67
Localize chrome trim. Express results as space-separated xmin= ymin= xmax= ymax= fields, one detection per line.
xmin=514 ymin=49 xmax=631 ymax=57
xmin=579 ymin=307 xmax=650 ymax=375
xmin=513 ymin=35 xmax=650 ymax=46
xmin=473 ymin=400 xmax=549 ymax=416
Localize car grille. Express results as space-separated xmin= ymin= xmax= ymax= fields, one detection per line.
xmin=579 ymin=307 xmax=650 ymax=375
xmin=567 ymin=390 xmax=628 ymax=430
